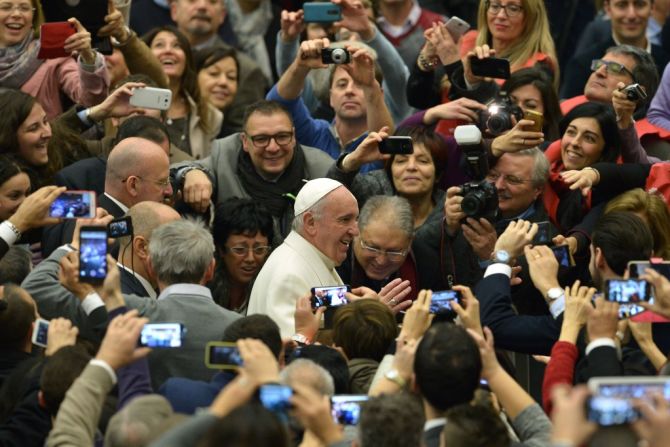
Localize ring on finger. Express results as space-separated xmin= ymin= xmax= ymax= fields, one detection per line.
xmin=389 ymin=299 xmax=398 ymax=306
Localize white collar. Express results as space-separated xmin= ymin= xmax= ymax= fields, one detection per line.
xmin=116 ymin=262 xmax=157 ymax=299
xmin=424 ymin=417 xmax=447 ymax=431
xmin=103 ymin=193 xmax=129 ymax=213
xmin=376 ymin=1 xmax=422 ymax=38
xmin=612 ymin=33 xmax=652 ymax=53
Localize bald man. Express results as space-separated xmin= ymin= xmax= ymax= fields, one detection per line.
xmin=42 ymin=138 xmax=174 ymax=257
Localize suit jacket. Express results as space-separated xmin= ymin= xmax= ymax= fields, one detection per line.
xmin=159 ymin=371 xmax=234 ymax=415
xmin=560 ymin=36 xmax=670 ymax=99
xmin=0 ymin=237 xmax=8 ymax=262
xmin=476 ymin=272 xmax=561 ymax=355
xmin=423 ymin=424 xmax=445 ymax=447
xmin=41 ymin=193 xmax=126 ymax=258
xmin=247 ymin=231 xmax=343 ymax=338
xmin=120 ymin=268 xmax=153 ymax=298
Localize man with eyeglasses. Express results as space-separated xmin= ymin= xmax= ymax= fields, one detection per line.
xmin=561 ymin=0 xmax=668 ymax=100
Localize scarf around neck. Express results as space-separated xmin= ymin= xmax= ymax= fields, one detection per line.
xmin=0 ymin=34 xmax=44 ymax=89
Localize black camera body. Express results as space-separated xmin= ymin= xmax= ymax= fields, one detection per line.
xmin=460 ymin=180 xmax=499 ymax=222
xmin=477 ymin=94 xmax=524 ymax=136
xmin=321 ymin=48 xmax=351 ymax=65
xmin=622 ymin=83 xmax=648 ymax=102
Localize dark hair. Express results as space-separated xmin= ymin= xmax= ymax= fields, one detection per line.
xmin=0 ymin=154 xmax=26 ymax=188
xmin=606 ymin=44 xmax=660 ymax=111
xmin=288 ymin=344 xmax=350 ymax=394
xmin=592 ymin=211 xmax=653 ymax=276
xmin=222 ymin=315 xmax=283 ymax=360
xmin=213 ymin=198 xmax=274 ymax=250
xmin=559 ymin=102 xmax=621 ymax=165
xmin=414 ymin=323 xmax=482 ymax=411
xmin=199 ymin=403 xmax=289 ymax=447
xmin=141 ymin=26 xmax=215 ymax=134
xmin=0 ymin=284 xmax=34 ymax=350
xmin=384 ymin=126 xmax=448 ymax=188
xmin=242 ymin=100 xmax=293 ymax=131
xmin=442 ymin=403 xmax=511 ymax=447
xmin=359 ymin=392 xmax=425 ymax=447
xmin=0 ymin=89 xmax=36 ymax=159
xmin=0 ymin=247 xmax=32 ymax=285
xmin=114 ymin=73 xmax=160 ymax=90
xmin=40 ymin=345 xmax=92 ymax=416
xmin=114 ymin=115 xmax=171 ymax=147
xmin=332 ymin=299 xmax=397 ymax=362
xmin=195 ymin=46 xmax=240 ymax=75
xmin=502 ymin=66 xmax=563 ymax=140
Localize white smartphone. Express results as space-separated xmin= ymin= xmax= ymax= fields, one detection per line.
xmin=129 ymin=87 xmax=172 ymax=110
xmin=48 ymin=190 xmax=96 ymax=219
xmin=32 ymin=318 xmax=49 ymax=348
xmin=445 ymin=16 xmax=470 ymax=42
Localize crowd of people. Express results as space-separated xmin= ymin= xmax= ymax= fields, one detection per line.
xmin=2 ymin=0 xmax=670 ymax=445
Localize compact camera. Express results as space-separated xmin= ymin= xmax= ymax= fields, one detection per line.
xmin=477 ymin=94 xmax=524 ymax=136
xmin=460 ymin=181 xmax=499 ymax=221
xmin=622 ymin=83 xmax=648 ymax=102
xmin=321 ymin=48 xmax=351 ymax=65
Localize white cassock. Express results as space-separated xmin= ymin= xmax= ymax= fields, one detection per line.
xmin=247 ymin=231 xmax=343 ymax=337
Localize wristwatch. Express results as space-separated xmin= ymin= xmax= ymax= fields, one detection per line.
xmin=291 ymin=333 xmax=309 ymax=345
xmin=546 ymin=287 xmax=564 ymax=302
xmin=491 ymin=250 xmax=510 ymax=265
xmin=384 ymin=369 xmax=407 ymax=388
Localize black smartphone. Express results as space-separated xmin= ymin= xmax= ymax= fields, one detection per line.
xmin=429 ymin=290 xmax=462 ymax=315
xmin=550 ymin=245 xmax=573 ymax=268
xmin=205 ymin=342 xmax=243 ymax=369
xmin=41 ymin=0 xmax=113 ymax=55
xmin=605 ymin=279 xmax=652 ymax=319
xmin=79 ymin=226 xmax=108 ymax=284
xmin=378 ymin=136 xmax=413 ymax=155
xmin=139 ymin=323 xmax=185 ymax=348
xmin=469 ymin=56 xmax=511 ymax=79
xmin=532 ymin=221 xmax=552 ymax=245
xmin=331 ymin=395 xmax=368 ymax=425
xmin=311 ymin=285 xmax=351 ymax=310
xmin=107 ymin=216 xmax=133 ymax=238
xmin=628 ymin=261 xmax=670 ymax=279
xmin=258 ymin=384 xmax=293 ymax=414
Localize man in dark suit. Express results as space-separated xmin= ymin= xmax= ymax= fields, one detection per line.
xmin=42 ymin=137 xmax=174 ymax=257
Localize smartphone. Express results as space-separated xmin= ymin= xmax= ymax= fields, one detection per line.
xmin=31 ymin=318 xmax=49 ymax=348
xmin=628 ymin=260 xmax=670 ymax=280
xmin=311 ymin=285 xmax=351 ymax=310
xmin=605 ymin=279 xmax=652 ymax=319
xmin=378 ymin=136 xmax=413 ymax=155
xmin=107 ymin=216 xmax=133 ymax=238
xmin=49 ymin=191 xmax=96 ymax=219
xmin=205 ymin=341 xmax=243 ymax=369
xmin=331 ymin=395 xmax=368 ymax=425
xmin=303 ymin=2 xmax=342 ymax=22
xmin=139 ymin=323 xmax=184 ymax=348
xmin=41 ymin=0 xmax=112 ymax=55
xmin=551 ymin=244 xmax=574 ymax=268
xmin=523 ymin=109 xmax=544 ymax=132
xmin=469 ymin=56 xmax=511 ymax=79
xmin=532 ymin=221 xmax=551 ymax=245
xmin=78 ymin=226 xmax=108 ymax=284
xmin=445 ymin=16 xmax=470 ymax=42
xmin=429 ymin=290 xmax=462 ymax=315
xmin=258 ymin=384 xmax=293 ymax=413
xmin=38 ymin=22 xmax=76 ymax=59
xmin=587 ymin=377 xmax=670 ymax=425
xmin=130 ymin=87 xmax=173 ymax=110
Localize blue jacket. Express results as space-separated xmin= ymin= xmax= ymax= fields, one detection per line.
xmin=159 ymin=371 xmax=235 ymax=415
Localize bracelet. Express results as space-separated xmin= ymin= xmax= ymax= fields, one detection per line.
xmin=417 ymin=53 xmax=439 ymax=72
xmin=583 ymin=167 xmax=600 ymax=184
xmin=5 ymin=220 xmax=21 ymax=238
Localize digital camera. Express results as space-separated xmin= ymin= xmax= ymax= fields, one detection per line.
xmin=321 ymin=48 xmax=351 ymax=65
xmin=460 ymin=181 xmax=499 ymax=221
xmin=622 ymin=83 xmax=648 ymax=102
xmin=477 ymin=95 xmax=524 ymax=136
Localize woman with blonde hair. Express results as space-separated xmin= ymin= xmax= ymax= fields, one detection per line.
xmin=605 ymin=188 xmax=670 ymax=259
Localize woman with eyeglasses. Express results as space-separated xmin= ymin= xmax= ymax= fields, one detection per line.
xmin=0 ymin=0 xmax=109 ymax=119
xmin=208 ymin=198 xmax=274 ymax=314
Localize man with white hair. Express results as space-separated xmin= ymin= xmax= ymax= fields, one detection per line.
xmin=247 ymin=178 xmax=359 ymax=337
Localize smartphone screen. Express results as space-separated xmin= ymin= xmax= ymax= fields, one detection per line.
xmin=469 ymin=56 xmax=511 ymax=79
xmin=532 ymin=221 xmax=551 ymax=245
xmin=429 ymin=290 xmax=462 ymax=315
xmin=605 ymin=279 xmax=652 ymax=319
xmin=378 ymin=136 xmax=413 ymax=155
xmin=205 ymin=342 xmax=243 ymax=369
xmin=551 ymin=245 xmax=573 ymax=268
xmin=79 ymin=227 xmax=107 ymax=283
xmin=587 ymin=379 xmax=670 ymax=425
xmin=628 ymin=261 xmax=670 ymax=280
xmin=331 ymin=395 xmax=368 ymax=425
xmin=311 ymin=285 xmax=350 ymax=309
xmin=139 ymin=323 xmax=183 ymax=348
xmin=108 ymin=216 xmax=133 ymax=238
xmin=32 ymin=318 xmax=49 ymax=348
xmin=49 ymin=191 xmax=96 ymax=219
xmin=258 ymin=384 xmax=293 ymax=413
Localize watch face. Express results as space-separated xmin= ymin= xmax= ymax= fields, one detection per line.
xmin=496 ymin=251 xmax=509 ymax=262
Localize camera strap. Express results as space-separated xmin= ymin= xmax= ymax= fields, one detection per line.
xmin=439 ymin=218 xmax=456 ymax=289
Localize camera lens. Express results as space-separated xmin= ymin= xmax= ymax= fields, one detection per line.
xmin=486 ymin=113 xmax=512 ymax=135
xmin=461 ymin=191 xmax=485 ymax=217
xmin=332 ymin=48 xmax=345 ymax=64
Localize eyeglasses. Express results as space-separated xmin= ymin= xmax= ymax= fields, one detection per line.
xmin=245 ymin=131 xmax=294 ymax=148
xmin=122 ymin=176 xmax=171 ymax=188
xmin=225 ymin=245 xmax=271 ymax=256
xmin=0 ymin=3 xmax=34 ymax=14
xmin=486 ymin=1 xmax=524 ymax=17
xmin=485 ymin=171 xmax=532 ymax=186
xmin=591 ymin=59 xmax=637 ymax=82
xmin=359 ymin=239 xmax=408 ymax=262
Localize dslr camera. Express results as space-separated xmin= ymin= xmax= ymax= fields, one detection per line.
xmin=477 ymin=93 xmax=524 ymax=136
xmin=621 ymin=83 xmax=648 ymax=102
xmin=454 ymin=125 xmax=499 ymax=222
xmin=321 ymin=48 xmax=351 ymax=65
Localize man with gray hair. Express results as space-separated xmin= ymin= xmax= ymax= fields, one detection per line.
xmin=247 ymin=178 xmax=359 ymax=337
